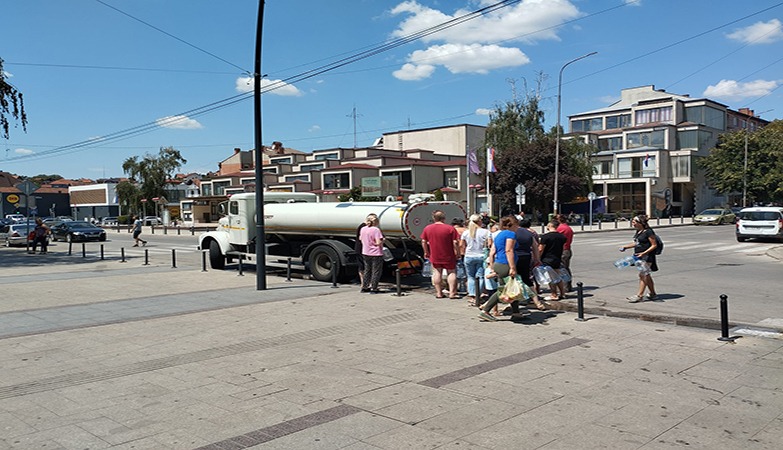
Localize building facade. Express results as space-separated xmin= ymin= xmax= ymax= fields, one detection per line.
xmin=569 ymin=85 xmax=768 ymax=217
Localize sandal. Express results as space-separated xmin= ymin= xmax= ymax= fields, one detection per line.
xmin=533 ymin=299 xmax=548 ymax=311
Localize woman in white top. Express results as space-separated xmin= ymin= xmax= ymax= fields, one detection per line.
xmin=460 ymin=214 xmax=491 ymax=305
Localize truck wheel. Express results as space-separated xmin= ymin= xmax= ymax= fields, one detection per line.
xmin=308 ymin=246 xmax=340 ymax=282
xmin=209 ymin=241 xmax=226 ymax=270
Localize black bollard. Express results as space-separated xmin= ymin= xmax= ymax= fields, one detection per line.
xmin=575 ymin=281 xmax=585 ymax=322
xmin=201 ymin=251 xmax=208 ymax=272
xmin=164 ymin=225 xmax=167 ymax=235
xmin=177 ymin=226 xmax=181 ymax=236
xmin=150 ymin=225 xmax=154 ymax=235
xmin=190 ymin=226 xmax=195 ymax=236
xmin=237 ymin=255 xmax=244 ymax=276
xmin=68 ymin=240 xmax=73 ymax=256
xmin=82 ymin=242 xmax=86 ymax=258
xmin=395 ymin=268 xmax=403 ymax=296
xmin=718 ymin=294 xmax=739 ymax=342
xmin=656 ymin=217 xmax=660 ymax=226
xmin=144 ymin=249 xmax=149 ymax=266
xmin=120 ymin=247 xmax=126 ymax=263
xmin=100 ymin=244 xmax=105 ymax=260
xmin=331 ymin=259 xmax=339 ymax=288
xmin=171 ymin=248 xmax=177 ymax=268
xmin=286 ymin=257 xmax=292 ymax=282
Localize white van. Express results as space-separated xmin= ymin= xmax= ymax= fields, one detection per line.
xmin=4 ymin=214 xmax=25 ymax=223
xmin=735 ymin=207 xmax=783 ymax=242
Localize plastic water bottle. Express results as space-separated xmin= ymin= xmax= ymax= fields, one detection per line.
xmin=422 ymin=259 xmax=432 ymax=277
xmin=614 ymin=255 xmax=637 ymax=269
xmin=634 ymin=258 xmax=650 ymax=275
xmin=534 ymin=266 xmax=556 ymax=285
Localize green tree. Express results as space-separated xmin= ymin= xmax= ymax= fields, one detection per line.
xmin=122 ymin=146 xmax=187 ymax=213
xmin=0 ymin=57 xmax=27 ymax=139
xmin=115 ymin=180 xmax=141 ymax=216
xmin=26 ymin=174 xmax=63 ymax=185
xmin=700 ymin=120 xmax=783 ymax=204
xmin=484 ymin=78 xmax=594 ymax=215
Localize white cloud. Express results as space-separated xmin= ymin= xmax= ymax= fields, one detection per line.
xmin=703 ymin=79 xmax=779 ymax=101
xmin=475 ymin=108 xmax=492 ymax=116
xmin=235 ymin=77 xmax=303 ymax=96
xmin=389 ymin=0 xmax=579 ymax=80
xmin=726 ymin=19 xmax=783 ymax=44
xmin=15 ymin=148 xmax=34 ymax=155
xmin=155 ymin=115 xmax=203 ymax=130
xmin=308 ymin=125 xmax=321 ymax=133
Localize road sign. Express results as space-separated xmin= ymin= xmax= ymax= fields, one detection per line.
xmin=515 ymin=184 xmax=526 ymax=196
xmin=517 ymin=194 xmax=525 ymax=205
xmin=16 ymin=180 xmax=39 ymax=196
xmin=6 ymin=194 xmax=19 ymax=204
xmin=588 ymin=192 xmax=597 ymax=201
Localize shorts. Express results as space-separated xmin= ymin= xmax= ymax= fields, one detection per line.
xmin=432 ymin=262 xmax=457 ymax=271
xmin=133 ymin=230 xmax=141 ymax=239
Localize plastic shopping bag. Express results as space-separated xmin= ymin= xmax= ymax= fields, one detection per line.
xmin=499 ymin=275 xmax=524 ymax=303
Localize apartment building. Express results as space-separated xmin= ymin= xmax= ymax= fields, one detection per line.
xmin=569 ymin=85 xmax=768 ymax=217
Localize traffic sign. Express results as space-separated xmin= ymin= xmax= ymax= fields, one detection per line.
xmin=6 ymin=194 xmax=19 ymax=204
xmin=16 ymin=180 xmax=38 ymax=196
xmin=588 ymin=192 xmax=597 ymax=201
xmin=515 ymin=184 xmax=526 ymax=196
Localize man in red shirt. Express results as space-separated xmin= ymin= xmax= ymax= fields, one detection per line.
xmin=556 ymin=214 xmax=574 ymax=291
xmin=421 ymin=210 xmax=461 ymax=299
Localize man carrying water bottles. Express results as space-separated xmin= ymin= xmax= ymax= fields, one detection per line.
xmin=538 ymin=221 xmax=567 ymax=301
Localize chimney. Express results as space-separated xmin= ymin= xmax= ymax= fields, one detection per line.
xmin=738 ymin=108 xmax=754 ymax=117
xmin=234 ymin=148 xmax=241 ymax=154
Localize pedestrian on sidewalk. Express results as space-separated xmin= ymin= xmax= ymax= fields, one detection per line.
xmin=131 ymin=215 xmax=147 ymax=247
xmin=30 ymin=218 xmax=50 ymax=254
xmin=538 ymin=221 xmax=567 ymax=301
xmin=620 ymin=215 xmax=658 ymax=302
xmin=478 ymin=216 xmax=517 ymax=321
xmin=556 ymin=214 xmax=574 ymax=291
xmin=420 ymin=210 xmax=460 ymax=299
xmin=460 ymin=214 xmax=490 ymax=306
xmin=359 ymin=214 xmax=383 ymax=293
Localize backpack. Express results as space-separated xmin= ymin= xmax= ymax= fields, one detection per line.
xmin=653 ymin=233 xmax=663 ymax=255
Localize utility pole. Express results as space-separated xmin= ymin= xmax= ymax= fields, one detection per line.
xmin=253 ymin=0 xmax=267 ymax=290
xmin=347 ymin=105 xmax=361 ymax=148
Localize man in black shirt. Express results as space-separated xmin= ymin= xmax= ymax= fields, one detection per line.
xmin=538 ymin=221 xmax=567 ymax=300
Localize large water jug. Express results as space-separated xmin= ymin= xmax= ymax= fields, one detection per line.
xmin=534 ymin=265 xmax=560 ymax=285
xmin=422 ymin=259 xmax=432 ymax=277
xmin=558 ymin=268 xmax=571 ymax=283
xmin=634 ymin=258 xmax=650 ymax=275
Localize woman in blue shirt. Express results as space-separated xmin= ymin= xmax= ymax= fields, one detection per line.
xmin=478 ymin=216 xmax=517 ymax=321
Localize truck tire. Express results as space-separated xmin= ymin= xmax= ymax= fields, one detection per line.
xmin=308 ymin=246 xmax=340 ymax=282
xmin=209 ymin=241 xmax=226 ymax=270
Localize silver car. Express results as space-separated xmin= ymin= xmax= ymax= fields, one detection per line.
xmin=1 ymin=223 xmax=35 ymax=247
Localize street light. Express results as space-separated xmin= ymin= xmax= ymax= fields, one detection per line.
xmin=742 ymin=109 xmax=773 ymax=208
xmin=553 ymin=51 xmax=597 ymax=215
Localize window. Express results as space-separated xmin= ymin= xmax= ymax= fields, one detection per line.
xmin=571 ymin=117 xmax=603 ymax=132
xmin=684 ymin=106 xmax=725 ymax=130
xmin=598 ymin=137 xmax=623 ymax=151
xmin=444 ymin=170 xmax=459 ymax=189
xmin=270 ymin=157 xmax=292 ymax=164
xmin=323 ymin=173 xmax=350 ymax=189
xmin=635 ymin=107 xmax=672 ymax=125
xmin=382 ymin=170 xmax=412 ymax=189
xmin=182 ymin=202 xmax=192 ymax=211
xmin=592 ymin=160 xmax=613 ymax=179
xmin=618 ymin=156 xmax=655 ymax=178
xmin=670 ymin=155 xmax=690 ymax=178
xmin=605 ymin=114 xmax=631 ymax=129
xmin=240 ymin=178 xmax=254 ymax=185
xmin=262 ymin=167 xmax=278 ymax=174
xmin=676 ymin=130 xmax=712 ymax=149
xmin=626 ymin=130 xmax=665 ymax=149
xmin=213 ymin=181 xmax=230 ymax=195
xmin=201 ymin=184 xmax=212 ymax=196
xmin=284 ymin=175 xmax=310 ymax=182
xmin=229 ymin=201 xmax=239 ymax=215
xmin=300 ymin=163 xmax=325 ymax=172
xmin=314 ymin=153 xmax=339 ymax=160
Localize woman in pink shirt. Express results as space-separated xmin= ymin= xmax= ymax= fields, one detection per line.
xmin=359 ymin=214 xmax=384 ymax=293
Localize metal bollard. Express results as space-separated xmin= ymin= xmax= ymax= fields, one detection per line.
xmin=150 ymin=225 xmax=155 ymax=235
xmin=598 ymin=220 xmax=602 ymax=230
xmin=286 ymin=257 xmax=292 ymax=282
xmin=164 ymin=226 xmax=167 ymax=235
xmin=82 ymin=242 xmax=86 ymax=258
xmin=575 ymin=281 xmax=585 ymax=322
xmin=100 ymin=244 xmax=105 ymax=260
xmin=237 ymin=255 xmax=244 ymax=276
xmin=68 ymin=240 xmax=73 ymax=255
xmin=331 ymin=259 xmax=339 ymax=288
xmin=718 ymin=294 xmax=739 ymax=342
xmin=201 ymin=251 xmax=208 ymax=272
xmin=394 ymin=268 xmax=404 ymax=296
xmin=177 ymin=226 xmax=181 ymax=236
xmin=120 ymin=247 xmax=126 ymax=263
xmin=171 ymin=248 xmax=177 ymax=268
xmin=144 ymin=249 xmax=149 ymax=266
xmin=656 ymin=217 xmax=660 ymax=226
xmin=670 ymin=216 xmax=673 ymax=225
xmin=190 ymin=226 xmax=195 ymax=236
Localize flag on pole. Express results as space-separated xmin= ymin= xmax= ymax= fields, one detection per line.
xmin=468 ymin=148 xmax=481 ymax=174
xmin=486 ymin=147 xmax=497 ymax=173
xmin=644 ymin=153 xmax=650 ymax=167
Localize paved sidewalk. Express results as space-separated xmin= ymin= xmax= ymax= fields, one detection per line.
xmin=1 ymin=242 xmax=783 ymax=449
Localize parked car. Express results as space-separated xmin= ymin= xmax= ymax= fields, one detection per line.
xmin=143 ymin=216 xmax=162 ymax=226
xmin=4 ymin=214 xmax=26 ymax=223
xmin=100 ymin=217 xmax=118 ymax=226
xmin=50 ymin=221 xmax=107 ymax=242
xmin=736 ymin=207 xmax=783 ymax=242
xmin=1 ymin=223 xmax=35 ymax=247
xmin=694 ymin=208 xmax=735 ymax=225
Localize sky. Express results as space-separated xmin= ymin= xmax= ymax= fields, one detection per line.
xmin=2 ymin=0 xmax=782 ymax=180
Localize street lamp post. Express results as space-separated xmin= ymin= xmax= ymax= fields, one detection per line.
xmin=554 ymin=51 xmax=597 ymax=215
xmin=742 ymin=109 xmax=772 ymax=208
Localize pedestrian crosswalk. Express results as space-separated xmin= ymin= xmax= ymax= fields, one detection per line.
xmin=574 ymin=237 xmax=778 ymax=255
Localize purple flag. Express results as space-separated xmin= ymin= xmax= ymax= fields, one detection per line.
xmin=468 ymin=148 xmax=481 ymax=174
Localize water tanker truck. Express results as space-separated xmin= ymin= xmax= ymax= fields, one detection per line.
xmin=198 ymin=192 xmax=466 ymax=282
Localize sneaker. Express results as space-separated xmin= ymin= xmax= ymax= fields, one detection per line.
xmin=478 ymin=311 xmax=497 ymax=322
xmin=627 ymin=295 xmax=643 ymax=303
xmin=142 ymin=241 xmax=147 ymax=246
xmin=132 ymin=244 xmax=139 ymax=247
xmin=646 ymin=294 xmax=658 ymax=301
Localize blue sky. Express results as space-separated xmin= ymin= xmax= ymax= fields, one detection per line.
xmin=2 ymin=0 xmax=782 ymax=179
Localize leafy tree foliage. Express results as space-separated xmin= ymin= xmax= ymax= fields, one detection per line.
xmin=484 ymin=79 xmax=595 ymax=216
xmin=0 ymin=58 xmax=27 ymax=140
xmin=122 ymin=146 xmax=186 ymax=214
xmin=115 ymin=180 xmax=140 ymax=216
xmin=701 ymin=120 xmax=783 ymax=204
xmin=25 ymin=174 xmax=63 ymax=185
